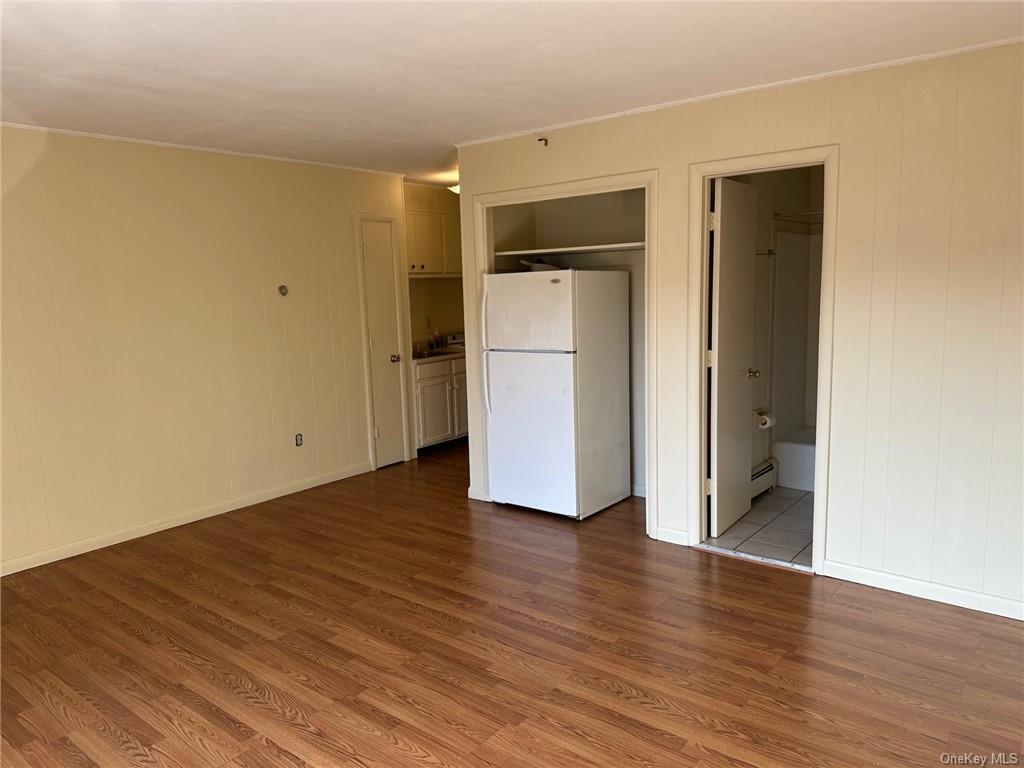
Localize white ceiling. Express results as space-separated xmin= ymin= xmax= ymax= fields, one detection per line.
xmin=3 ymin=2 xmax=1021 ymax=182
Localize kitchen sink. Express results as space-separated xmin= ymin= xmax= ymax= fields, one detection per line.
xmin=413 ymin=345 xmax=465 ymax=360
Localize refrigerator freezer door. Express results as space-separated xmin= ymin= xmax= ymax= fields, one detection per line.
xmin=484 ymin=271 xmax=575 ymax=352
xmin=486 ymin=351 xmax=577 ymax=516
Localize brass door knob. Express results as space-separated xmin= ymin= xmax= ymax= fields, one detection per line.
xmin=390 ymin=354 xmax=401 ymax=363
xmin=747 ymin=368 xmax=760 ymax=379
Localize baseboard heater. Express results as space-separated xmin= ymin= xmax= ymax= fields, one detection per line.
xmin=751 ymin=458 xmax=777 ymax=498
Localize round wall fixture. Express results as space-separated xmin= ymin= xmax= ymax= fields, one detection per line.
xmin=278 ymin=285 xmax=288 ymax=296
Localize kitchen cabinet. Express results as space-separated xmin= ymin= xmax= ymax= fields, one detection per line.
xmin=442 ymin=214 xmax=462 ymax=275
xmin=415 ymin=376 xmax=453 ymax=446
xmin=405 ymin=182 xmax=462 ymax=278
xmin=452 ymin=371 xmax=468 ymax=436
xmin=414 ymin=355 xmax=467 ymax=448
xmin=407 ymin=212 xmax=444 ymax=274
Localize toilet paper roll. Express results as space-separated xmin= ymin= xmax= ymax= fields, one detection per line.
xmin=756 ymin=412 xmax=777 ymax=430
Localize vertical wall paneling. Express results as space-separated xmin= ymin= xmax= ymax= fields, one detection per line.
xmin=982 ymin=48 xmax=1024 ymax=602
xmin=1 ymin=127 xmax=404 ymax=572
xmin=931 ymin=47 xmax=1017 ymax=592
xmin=859 ymin=66 xmax=907 ymax=572
xmin=882 ymin=55 xmax=960 ymax=580
xmin=822 ymin=71 xmax=880 ymax=565
xmin=459 ymin=44 xmax=1024 ymax=617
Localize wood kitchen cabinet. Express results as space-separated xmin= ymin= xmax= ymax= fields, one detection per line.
xmin=407 ymin=212 xmax=444 ymax=274
xmin=405 ymin=182 xmax=462 ymax=277
xmin=441 ymin=214 xmax=462 ymax=275
xmin=415 ymin=375 xmax=453 ymax=446
xmin=414 ymin=356 xmax=467 ymax=448
xmin=452 ymin=371 xmax=468 ymax=436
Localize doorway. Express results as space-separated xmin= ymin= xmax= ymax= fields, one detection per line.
xmin=694 ymin=156 xmax=833 ymax=571
xmin=358 ymin=217 xmax=410 ymax=468
xmin=467 ymin=170 xmax=659 ymax=529
xmin=489 ymin=188 xmax=647 ymax=499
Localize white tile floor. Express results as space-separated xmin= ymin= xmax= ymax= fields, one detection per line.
xmin=705 ymin=487 xmax=813 ymax=566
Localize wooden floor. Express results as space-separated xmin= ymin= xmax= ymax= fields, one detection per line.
xmin=2 ymin=442 xmax=1021 ymax=767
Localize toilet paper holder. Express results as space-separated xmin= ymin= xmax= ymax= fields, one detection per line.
xmin=754 ymin=409 xmax=776 ymax=430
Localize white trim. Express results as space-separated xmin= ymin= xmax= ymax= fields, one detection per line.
xmin=686 ymin=146 xmax=839 ymax=577
xmin=465 ymin=170 xmax=659 ymax=538
xmin=0 ymin=462 xmax=372 ymax=576
xmin=353 ymin=215 xmax=416 ymax=466
xmin=455 ymin=38 xmax=1023 ymax=149
xmin=694 ymin=543 xmax=813 ymax=574
xmin=468 ymin=484 xmax=491 ymax=502
xmin=824 ymin=560 xmax=1024 ymax=621
xmin=654 ymin=527 xmax=690 ymax=547
xmin=1 ymin=122 xmax=404 ymax=177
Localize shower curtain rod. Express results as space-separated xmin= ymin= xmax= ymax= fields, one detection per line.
xmin=773 ymin=211 xmax=823 ymax=218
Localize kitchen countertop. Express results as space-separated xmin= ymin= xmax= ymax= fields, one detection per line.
xmin=411 ymin=348 xmax=465 ymax=364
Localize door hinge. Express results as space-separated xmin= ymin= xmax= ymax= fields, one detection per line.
xmin=707 ymin=212 xmax=717 ymax=230
xmin=705 ymin=350 xmax=715 ymax=367
xmin=374 ymin=425 xmax=380 ymax=439
xmin=705 ymin=478 xmax=713 ymax=496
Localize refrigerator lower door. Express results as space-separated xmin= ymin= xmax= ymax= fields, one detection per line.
xmin=487 ymin=351 xmax=578 ymax=517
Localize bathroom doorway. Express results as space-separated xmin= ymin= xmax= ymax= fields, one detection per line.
xmin=698 ymin=164 xmax=825 ymax=569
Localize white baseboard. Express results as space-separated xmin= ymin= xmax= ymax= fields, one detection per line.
xmin=0 ymin=462 xmax=373 ymax=576
xmin=823 ymin=560 xmax=1023 ymax=621
xmin=631 ymin=484 xmax=646 ymax=498
xmin=467 ymin=485 xmax=491 ymax=502
xmin=653 ymin=526 xmax=690 ymax=546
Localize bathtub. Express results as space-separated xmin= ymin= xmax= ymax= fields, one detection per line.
xmin=774 ymin=426 xmax=816 ymax=492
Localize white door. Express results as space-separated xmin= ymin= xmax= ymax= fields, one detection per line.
xmin=361 ymin=220 xmax=406 ymax=467
xmin=710 ymin=179 xmax=758 ymax=537
xmin=415 ymin=376 xmax=453 ymax=447
xmin=486 ymin=351 xmax=577 ymax=516
xmin=484 ymin=271 xmax=575 ymax=351
xmin=452 ymin=371 xmax=468 ymax=437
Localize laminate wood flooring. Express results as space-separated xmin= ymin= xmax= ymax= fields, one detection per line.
xmin=3 ymin=441 xmax=1021 ymax=766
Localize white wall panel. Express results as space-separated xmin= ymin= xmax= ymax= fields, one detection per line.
xmin=932 ymin=47 xmax=1020 ymax=593
xmin=883 ymin=55 xmax=959 ymax=580
xmin=823 ymin=71 xmax=879 ymax=566
xmin=1 ymin=127 xmax=404 ymax=571
xmin=984 ymin=61 xmax=1024 ymax=603
xmin=859 ymin=66 xmax=907 ymax=573
xmin=459 ymin=43 xmax=1023 ymax=616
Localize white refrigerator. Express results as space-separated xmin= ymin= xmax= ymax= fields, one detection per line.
xmin=483 ymin=269 xmax=630 ymax=519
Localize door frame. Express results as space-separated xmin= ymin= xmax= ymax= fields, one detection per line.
xmin=353 ymin=214 xmax=415 ymax=468
xmin=686 ymin=146 xmax=838 ymax=574
xmin=467 ymin=170 xmax=659 ymax=537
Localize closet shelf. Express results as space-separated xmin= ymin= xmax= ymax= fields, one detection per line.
xmin=493 ymin=241 xmax=645 ymax=258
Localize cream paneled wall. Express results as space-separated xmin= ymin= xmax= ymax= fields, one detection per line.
xmin=1 ymin=127 xmax=405 ymax=572
xmin=459 ymin=44 xmax=1023 ymax=617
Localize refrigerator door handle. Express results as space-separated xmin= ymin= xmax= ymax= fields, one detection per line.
xmin=480 ymin=280 xmax=490 ymax=350
xmin=483 ymin=350 xmax=492 ymax=422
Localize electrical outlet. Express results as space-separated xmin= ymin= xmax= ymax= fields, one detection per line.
xmin=295 ymin=433 xmax=303 ymax=447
